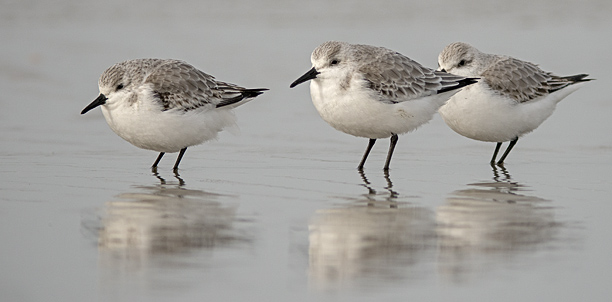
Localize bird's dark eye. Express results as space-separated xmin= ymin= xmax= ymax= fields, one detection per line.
xmin=458 ymin=60 xmax=466 ymax=67
xmin=330 ymin=59 xmax=339 ymax=66
xmin=116 ymin=84 xmax=124 ymax=90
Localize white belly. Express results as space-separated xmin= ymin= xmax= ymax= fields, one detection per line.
xmin=438 ymin=83 xmax=565 ymax=142
xmin=310 ymin=80 xmax=449 ymax=139
xmin=101 ymin=103 xmax=235 ymax=153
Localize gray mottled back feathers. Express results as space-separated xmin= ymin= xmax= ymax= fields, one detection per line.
xmin=330 ymin=42 xmax=474 ymax=104
xmin=481 ymin=57 xmax=588 ymax=103
xmin=438 ymin=42 xmax=591 ymax=103
xmin=99 ymin=59 xmax=266 ymax=112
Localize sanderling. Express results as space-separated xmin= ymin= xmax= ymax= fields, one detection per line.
xmin=81 ymin=59 xmax=267 ymax=171
xmin=437 ymin=42 xmax=592 ymax=165
xmin=290 ymin=41 xmax=477 ymax=170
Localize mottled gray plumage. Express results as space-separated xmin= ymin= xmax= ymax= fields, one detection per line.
xmin=438 ymin=42 xmax=591 ymax=103
xmin=482 ymin=57 xmax=589 ymax=103
xmin=99 ymin=59 xmax=267 ymax=112
xmin=310 ymin=41 xmax=476 ymax=104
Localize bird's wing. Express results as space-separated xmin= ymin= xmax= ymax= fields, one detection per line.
xmin=360 ymin=50 xmax=474 ymax=103
xmin=481 ymin=57 xmax=561 ymax=103
xmin=144 ymin=60 xmax=219 ymax=111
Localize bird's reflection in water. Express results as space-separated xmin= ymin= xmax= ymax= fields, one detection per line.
xmin=308 ymin=169 xmax=436 ymax=290
xmin=93 ymin=182 xmax=253 ymax=277
xmin=152 ymin=168 xmax=185 ymax=186
xmin=436 ymin=165 xmax=561 ymax=283
xmin=358 ymin=169 xmax=399 ymax=207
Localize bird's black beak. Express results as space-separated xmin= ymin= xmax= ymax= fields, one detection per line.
xmin=81 ymin=94 xmax=107 ymax=114
xmin=290 ymin=67 xmax=320 ymax=88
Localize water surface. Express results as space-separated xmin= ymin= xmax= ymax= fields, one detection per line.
xmin=1 ymin=1 xmax=611 ymax=301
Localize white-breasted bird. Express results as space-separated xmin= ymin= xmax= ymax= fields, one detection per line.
xmin=437 ymin=42 xmax=591 ymax=165
xmin=81 ymin=59 xmax=267 ymax=171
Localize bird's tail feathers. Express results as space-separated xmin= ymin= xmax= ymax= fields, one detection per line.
xmin=216 ymin=88 xmax=268 ymax=108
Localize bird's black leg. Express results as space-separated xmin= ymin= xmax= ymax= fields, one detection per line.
xmin=152 ymin=152 xmax=165 ymax=170
xmin=173 ymin=148 xmax=188 ymax=171
xmin=358 ymin=139 xmax=377 ymax=170
xmin=497 ymin=138 xmax=518 ymax=166
xmin=490 ymin=142 xmax=502 ymax=165
xmin=383 ymin=134 xmax=398 ymax=171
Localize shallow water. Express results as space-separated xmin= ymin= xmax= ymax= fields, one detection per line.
xmin=1 ymin=1 xmax=611 ymax=301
